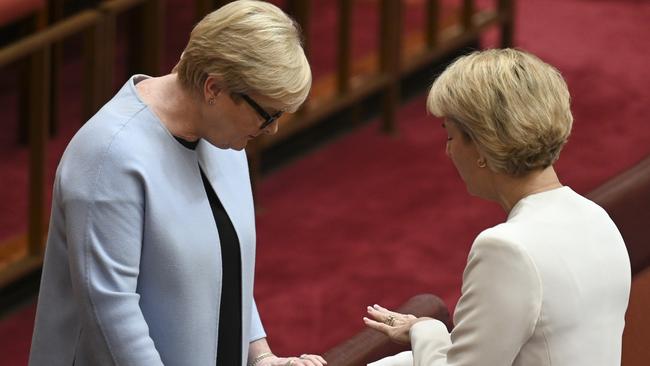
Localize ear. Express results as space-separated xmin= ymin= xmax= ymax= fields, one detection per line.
xmin=477 ymin=157 xmax=487 ymax=168
xmin=203 ymin=75 xmax=225 ymax=103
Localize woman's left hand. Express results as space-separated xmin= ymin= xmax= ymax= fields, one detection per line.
xmin=258 ymin=354 xmax=327 ymax=366
xmin=363 ymin=304 xmax=425 ymax=345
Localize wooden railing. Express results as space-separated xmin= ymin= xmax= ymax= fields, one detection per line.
xmin=0 ymin=0 xmax=162 ymax=288
xmin=0 ymin=0 xmax=515 ymax=288
xmin=0 ymin=9 xmax=104 ymax=286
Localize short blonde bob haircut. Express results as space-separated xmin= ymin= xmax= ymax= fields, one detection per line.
xmin=428 ymin=48 xmax=573 ymax=176
xmin=174 ymin=0 xmax=311 ymax=113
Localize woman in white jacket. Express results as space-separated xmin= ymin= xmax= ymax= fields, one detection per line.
xmin=364 ymin=49 xmax=631 ymax=366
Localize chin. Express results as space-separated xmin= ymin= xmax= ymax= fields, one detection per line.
xmin=229 ymin=140 xmax=248 ymax=151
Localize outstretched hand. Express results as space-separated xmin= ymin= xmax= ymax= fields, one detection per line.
xmin=363 ymin=304 xmax=425 ymax=345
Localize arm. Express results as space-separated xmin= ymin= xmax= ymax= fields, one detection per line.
xmin=410 ymin=235 xmax=542 ymax=366
xmin=365 ymin=234 xmax=541 ymax=366
xmin=247 ymin=300 xmax=327 ymax=366
xmin=250 ymin=298 xmax=267 ymax=343
xmin=64 ymin=156 xmax=163 ymax=365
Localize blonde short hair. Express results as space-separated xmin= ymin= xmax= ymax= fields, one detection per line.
xmin=428 ymin=49 xmax=573 ymax=176
xmin=174 ymin=0 xmax=311 ymax=113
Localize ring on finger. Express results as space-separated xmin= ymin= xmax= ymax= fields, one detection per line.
xmin=385 ymin=314 xmax=396 ymax=326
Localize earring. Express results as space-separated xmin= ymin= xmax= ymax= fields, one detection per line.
xmin=208 ymin=98 xmax=215 ymax=105
xmin=477 ymin=158 xmax=487 ymax=168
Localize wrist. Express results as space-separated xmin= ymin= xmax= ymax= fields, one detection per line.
xmin=249 ymin=352 xmax=275 ymax=366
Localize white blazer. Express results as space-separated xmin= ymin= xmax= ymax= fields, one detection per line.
xmin=371 ymin=187 xmax=631 ymax=366
xmin=29 ymin=76 xmax=265 ymax=366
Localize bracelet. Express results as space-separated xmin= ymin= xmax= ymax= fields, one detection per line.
xmin=249 ymin=352 xmax=274 ymax=366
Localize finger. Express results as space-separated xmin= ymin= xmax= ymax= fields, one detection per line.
xmin=306 ymin=354 xmax=327 ymax=366
xmin=368 ymin=305 xmax=404 ymax=326
xmin=302 ymin=355 xmax=320 ymax=366
xmin=313 ymin=355 xmax=327 ymax=364
xmin=296 ymin=359 xmax=316 ymax=366
xmin=363 ymin=316 xmax=391 ymax=334
xmin=366 ymin=306 xmax=390 ymax=322
xmin=300 ymin=354 xmax=326 ymax=365
xmin=373 ymin=304 xmax=404 ymax=317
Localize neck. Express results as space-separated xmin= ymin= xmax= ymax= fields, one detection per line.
xmin=139 ymin=74 xmax=202 ymax=142
xmin=491 ymin=166 xmax=563 ymax=213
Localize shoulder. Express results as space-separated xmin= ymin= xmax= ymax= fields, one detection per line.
xmin=466 ymin=225 xmax=541 ymax=286
xmin=472 ymin=224 xmax=524 ymax=254
xmin=57 ymin=105 xmax=160 ymax=202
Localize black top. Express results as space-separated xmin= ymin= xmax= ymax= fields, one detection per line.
xmin=175 ymin=137 xmax=242 ymax=366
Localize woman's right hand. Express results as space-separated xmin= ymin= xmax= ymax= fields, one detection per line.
xmin=363 ymin=304 xmax=427 ymax=345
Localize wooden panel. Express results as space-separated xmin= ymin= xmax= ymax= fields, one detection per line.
xmin=27 ymin=47 xmax=50 ymax=257
xmin=195 ymin=0 xmax=213 ymax=19
xmin=379 ymin=0 xmax=402 ymax=134
xmin=286 ymin=0 xmax=311 ymax=59
xmin=0 ymin=10 xmax=100 ymax=66
xmin=141 ymin=0 xmax=163 ymax=76
xmin=337 ymin=0 xmax=352 ymax=94
xmin=0 ymin=255 xmax=43 ymax=289
xmin=0 ymin=8 xmax=103 ymax=288
xmin=462 ymin=0 xmax=475 ymax=30
xmin=83 ymin=17 xmax=107 ymax=119
xmin=426 ymin=0 xmax=440 ymax=49
xmin=622 ymin=268 xmax=650 ymax=366
xmin=0 ymin=235 xmax=28 ymax=271
xmin=498 ymin=0 xmax=515 ymax=47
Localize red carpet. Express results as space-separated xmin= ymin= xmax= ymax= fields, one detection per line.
xmin=1 ymin=0 xmax=649 ymax=363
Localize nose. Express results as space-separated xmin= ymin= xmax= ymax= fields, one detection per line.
xmin=262 ymin=120 xmax=279 ymax=135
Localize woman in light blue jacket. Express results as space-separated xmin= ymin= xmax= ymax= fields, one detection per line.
xmin=29 ymin=2 xmax=324 ymax=366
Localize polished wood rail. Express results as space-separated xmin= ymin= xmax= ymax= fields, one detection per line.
xmin=0 ymin=0 xmax=163 ymax=288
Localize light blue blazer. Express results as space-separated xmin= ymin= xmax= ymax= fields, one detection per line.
xmin=29 ymin=75 xmax=266 ymax=366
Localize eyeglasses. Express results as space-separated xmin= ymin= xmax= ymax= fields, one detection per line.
xmin=238 ymin=93 xmax=283 ymax=130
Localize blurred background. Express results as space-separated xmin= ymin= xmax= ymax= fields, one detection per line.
xmin=0 ymin=0 xmax=648 ymax=365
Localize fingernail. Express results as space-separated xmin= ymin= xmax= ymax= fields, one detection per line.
xmin=374 ymin=304 xmax=379 ymax=308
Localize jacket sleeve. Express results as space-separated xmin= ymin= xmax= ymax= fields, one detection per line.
xmin=410 ymin=232 xmax=542 ymax=366
xmin=63 ymin=152 xmax=164 ymax=365
xmin=249 ymin=298 xmax=267 ymax=342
